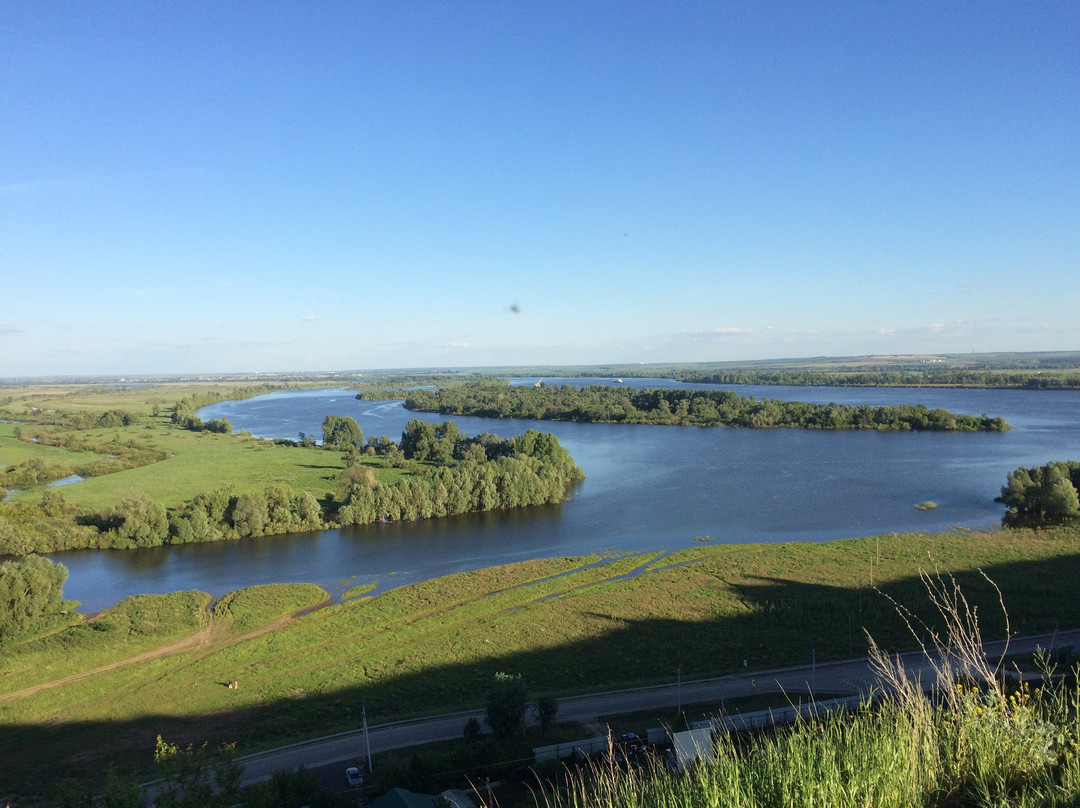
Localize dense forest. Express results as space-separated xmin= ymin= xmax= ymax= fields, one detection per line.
xmin=998 ymin=460 xmax=1080 ymax=526
xmin=393 ymin=381 xmax=1010 ymax=431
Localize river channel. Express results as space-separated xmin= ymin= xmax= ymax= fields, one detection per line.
xmin=54 ymin=380 xmax=1080 ymax=612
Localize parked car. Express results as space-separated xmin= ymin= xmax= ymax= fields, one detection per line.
xmin=345 ymin=766 xmax=364 ymax=787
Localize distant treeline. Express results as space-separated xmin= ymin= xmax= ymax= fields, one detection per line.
xmin=0 ymin=420 xmax=584 ymax=555
xmin=401 ymin=381 xmax=1011 ymax=432
xmin=671 ymin=369 xmax=1080 ymax=389
xmin=171 ymin=384 xmax=299 ymax=432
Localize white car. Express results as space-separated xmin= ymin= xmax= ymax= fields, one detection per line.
xmin=345 ymin=766 xmax=364 ymax=787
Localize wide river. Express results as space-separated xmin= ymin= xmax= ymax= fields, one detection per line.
xmin=54 ymin=379 xmax=1080 ymax=612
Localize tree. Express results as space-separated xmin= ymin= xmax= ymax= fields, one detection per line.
xmin=999 ymin=461 xmax=1080 ymax=526
xmin=533 ymin=693 xmax=559 ymax=739
xmin=151 ymin=736 xmax=242 ymax=808
xmin=40 ymin=487 xmax=68 ymax=518
xmin=232 ymin=491 xmax=269 ymax=537
xmin=1041 ymin=463 xmax=1080 ymax=519
xmin=321 ymin=415 xmax=364 ymax=449
xmin=105 ymin=497 xmax=169 ymax=548
xmin=246 ymin=766 xmax=341 ymax=808
xmin=204 ymin=417 xmax=232 ymax=434
xmin=297 ymin=491 xmax=324 ymax=529
xmin=484 ymin=671 xmax=527 ymax=741
xmin=0 ymin=554 xmax=68 ymax=641
xmin=463 ymin=716 xmax=483 ymax=743
xmin=399 ymin=419 xmax=437 ymax=460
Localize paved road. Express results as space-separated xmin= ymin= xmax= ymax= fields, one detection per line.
xmin=237 ymin=629 xmax=1080 ymax=786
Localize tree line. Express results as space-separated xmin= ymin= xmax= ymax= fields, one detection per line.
xmin=998 ymin=460 xmax=1080 ymax=526
xmin=400 ymin=381 xmax=1011 ymax=432
xmin=672 ymin=369 xmax=1080 ymax=389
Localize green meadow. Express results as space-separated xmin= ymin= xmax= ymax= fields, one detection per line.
xmin=2 ymin=526 xmax=1079 ymax=797
xmin=0 ymin=382 xmax=385 ymax=512
xmin=8 ymin=425 xmax=351 ymax=511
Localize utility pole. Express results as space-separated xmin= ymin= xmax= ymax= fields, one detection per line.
xmin=362 ymin=706 xmax=372 ymax=773
xmin=676 ymin=667 xmax=681 ymax=715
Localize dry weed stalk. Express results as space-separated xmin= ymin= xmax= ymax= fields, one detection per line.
xmin=868 ymin=569 xmax=1010 ymax=711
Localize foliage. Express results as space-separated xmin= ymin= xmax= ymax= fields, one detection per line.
xmin=102 ymin=496 xmax=170 ymax=547
xmin=2 ymin=423 xmax=168 ymax=486
xmin=534 ymin=693 xmax=559 ymax=739
xmin=998 ymin=460 xmax=1080 ymax=526
xmin=0 ymin=554 xmax=68 ymax=641
xmin=334 ymin=423 xmax=583 ymax=525
xmin=484 ymin=671 xmax=528 ymax=740
xmin=464 ymin=715 xmax=484 ymax=743
xmin=544 ymin=573 xmax=1080 ymax=808
xmin=5 ymin=528 xmax=1080 ymax=798
xmin=0 ymin=499 xmax=101 ymax=554
xmin=152 ymin=735 xmax=243 ymax=808
xmin=244 ymin=765 xmax=345 ymax=808
xmin=1 ymin=396 xmax=583 ymax=554
xmin=321 ymin=413 xmax=364 ymax=448
xmin=403 ymin=380 xmax=1011 ymax=431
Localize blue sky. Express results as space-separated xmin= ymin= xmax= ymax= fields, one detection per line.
xmin=2 ymin=2 xmax=1077 ymax=377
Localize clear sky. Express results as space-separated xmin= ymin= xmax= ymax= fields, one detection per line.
xmin=2 ymin=2 xmax=1077 ymax=377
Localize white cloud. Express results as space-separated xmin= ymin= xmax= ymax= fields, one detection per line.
xmin=705 ymin=327 xmax=753 ymax=336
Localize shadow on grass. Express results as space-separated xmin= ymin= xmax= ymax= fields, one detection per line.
xmin=5 ymin=549 xmax=1080 ymax=796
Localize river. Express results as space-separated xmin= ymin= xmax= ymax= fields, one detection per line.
xmin=53 ymin=380 xmax=1080 ymax=612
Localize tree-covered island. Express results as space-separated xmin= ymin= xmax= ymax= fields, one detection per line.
xmin=0 ymin=401 xmax=584 ymax=555
xmin=386 ymin=380 xmax=1010 ymax=431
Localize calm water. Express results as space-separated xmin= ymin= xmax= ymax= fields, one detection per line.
xmin=54 ymin=381 xmax=1080 ymax=612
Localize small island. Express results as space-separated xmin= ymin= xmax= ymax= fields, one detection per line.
xmin=385 ymin=380 xmax=1011 ymax=432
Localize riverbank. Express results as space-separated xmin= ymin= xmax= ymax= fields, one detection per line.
xmin=3 ymin=524 xmax=1079 ymax=798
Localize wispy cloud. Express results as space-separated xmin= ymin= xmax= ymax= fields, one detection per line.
xmin=704 ymin=326 xmax=753 ymax=336
xmin=300 ymin=315 xmax=320 ymax=321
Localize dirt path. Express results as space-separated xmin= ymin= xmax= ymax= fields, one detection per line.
xmin=0 ymin=611 xmax=297 ymax=704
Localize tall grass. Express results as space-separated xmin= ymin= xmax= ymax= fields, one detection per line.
xmin=544 ymin=573 xmax=1080 ymax=808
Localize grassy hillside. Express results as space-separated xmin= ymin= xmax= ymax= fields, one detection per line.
xmin=2 ymin=526 xmax=1079 ymax=797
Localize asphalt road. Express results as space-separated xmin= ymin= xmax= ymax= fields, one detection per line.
xmin=236 ymin=628 xmax=1080 ymax=787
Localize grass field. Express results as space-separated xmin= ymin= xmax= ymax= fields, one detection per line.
xmin=11 ymin=424 xmax=352 ymax=510
xmin=0 ymin=382 xmax=443 ymax=519
xmin=0 ymin=380 xmax=320 ymax=418
xmin=2 ymin=526 xmax=1079 ymax=797
xmin=0 ymin=421 xmax=104 ymax=473
xmin=0 ymin=383 xmax=388 ymax=512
